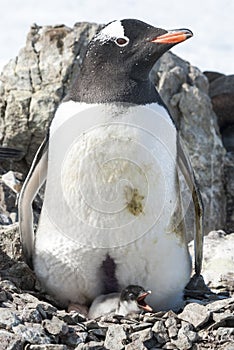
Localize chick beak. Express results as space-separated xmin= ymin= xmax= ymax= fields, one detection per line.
xmin=137 ymin=290 xmax=153 ymax=312
xmin=151 ymin=29 xmax=193 ymax=44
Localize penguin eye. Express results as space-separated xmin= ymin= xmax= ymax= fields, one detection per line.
xmin=115 ymin=37 xmax=129 ymax=47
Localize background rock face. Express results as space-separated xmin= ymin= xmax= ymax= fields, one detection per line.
xmin=0 ymin=22 xmax=232 ymax=233
xmin=0 ymin=22 xmax=99 ymax=167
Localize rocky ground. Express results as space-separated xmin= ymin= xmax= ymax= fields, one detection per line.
xmin=0 ymin=203 xmax=233 ymax=349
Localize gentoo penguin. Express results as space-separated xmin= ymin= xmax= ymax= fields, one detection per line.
xmin=88 ymin=285 xmax=152 ymax=319
xmin=19 ymin=19 xmax=203 ymax=312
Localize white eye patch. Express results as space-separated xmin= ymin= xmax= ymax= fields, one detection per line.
xmin=94 ymin=20 xmax=129 ymax=45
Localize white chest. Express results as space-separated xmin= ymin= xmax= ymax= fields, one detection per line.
xmin=35 ymin=101 xmax=191 ymax=310
xmin=45 ymin=101 xmax=178 ymax=248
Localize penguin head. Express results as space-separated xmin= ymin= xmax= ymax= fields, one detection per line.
xmin=117 ymin=285 xmax=153 ymax=316
xmin=86 ymin=19 xmax=193 ymax=80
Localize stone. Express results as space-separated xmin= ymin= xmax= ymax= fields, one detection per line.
xmin=89 ymin=327 xmax=107 ymax=338
xmin=224 ymin=153 xmax=234 ymax=233
xmin=43 ymin=316 xmax=68 ymax=335
xmin=130 ymin=322 xmax=152 ymax=332
xmin=165 ymin=316 xmax=179 ymax=338
xmin=171 ymin=321 xmax=198 ymax=350
xmin=56 ymin=310 xmax=87 ymax=325
xmin=0 ymin=308 xmax=21 ymax=329
xmin=162 ymin=343 xmax=178 ymax=349
xmin=26 ymin=346 xmax=67 ymax=350
xmin=60 ymin=327 xmax=85 ymax=347
xmin=36 ymin=302 xmax=57 ymax=319
xmin=152 ymin=320 xmax=169 ymax=344
xmin=104 ymin=324 xmax=128 ymax=350
xmin=20 ymin=307 xmax=42 ymax=323
xmin=130 ymin=327 xmax=156 ymax=349
xmin=0 ymin=22 xmax=100 ymax=172
xmin=0 ymin=329 xmax=22 ymax=350
xmin=178 ymin=303 xmax=211 ymax=329
xmin=189 ymin=231 xmax=234 ymax=294
xmin=151 ymin=52 xmax=226 ymax=235
xmin=75 ymin=341 xmax=105 ymax=350
xmin=0 ymin=290 xmax=8 ymax=302
xmin=13 ymin=323 xmax=52 ymax=344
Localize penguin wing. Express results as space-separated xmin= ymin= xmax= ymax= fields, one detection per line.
xmin=177 ymin=137 xmax=204 ymax=275
xmin=18 ymin=137 xmax=49 ymax=268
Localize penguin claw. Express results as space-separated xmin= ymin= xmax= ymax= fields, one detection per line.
xmin=67 ymin=303 xmax=89 ymax=317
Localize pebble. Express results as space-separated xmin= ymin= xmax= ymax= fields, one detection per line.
xmin=171 ymin=321 xmax=198 ymax=350
xmin=104 ymin=324 xmax=128 ymax=350
xmin=152 ymin=320 xmax=169 ymax=344
xmin=43 ymin=316 xmax=69 ymax=335
xmin=178 ymin=302 xmax=211 ymax=328
xmin=25 ymin=346 xmax=67 ymax=350
xmin=0 ymin=308 xmax=21 ymax=329
xmin=0 ymin=329 xmax=22 ymax=350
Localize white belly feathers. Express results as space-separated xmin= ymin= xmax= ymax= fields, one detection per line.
xmin=34 ymin=101 xmax=191 ymax=310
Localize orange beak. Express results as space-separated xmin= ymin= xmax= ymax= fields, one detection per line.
xmin=151 ymin=29 xmax=193 ymax=44
xmin=137 ymin=290 xmax=153 ymax=312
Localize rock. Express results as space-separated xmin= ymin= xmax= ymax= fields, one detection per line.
xmin=224 ymin=152 xmax=234 ymax=233
xmin=26 ymin=346 xmax=67 ymax=350
xmin=151 ymin=53 xmax=226 ymax=235
xmin=152 ymin=320 xmax=169 ymax=344
xmin=130 ymin=327 xmax=156 ymax=349
xmin=189 ymin=231 xmax=234 ymax=294
xmin=21 ymin=307 xmax=42 ymax=323
xmin=0 ymin=22 xmax=100 ymax=172
xmin=56 ymin=310 xmax=87 ymax=325
xmin=0 ymin=329 xmax=22 ymax=350
xmin=13 ymin=323 xmax=52 ymax=344
xmin=208 ymin=74 xmax=234 ymax=131
xmin=104 ymin=324 xmax=128 ymax=350
xmin=1 ymin=171 xmax=22 ymax=193
xmin=75 ymin=341 xmax=105 ymax=350
xmin=60 ymin=327 xmax=85 ymax=347
xmin=204 ymin=72 xmax=234 ymax=231
xmin=125 ymin=341 xmax=149 ymax=350
xmin=25 ymin=344 xmax=67 ymax=350
xmin=0 ymin=224 xmax=23 ymax=267
xmin=36 ymin=302 xmax=57 ymax=319
xmin=178 ymin=303 xmax=210 ymax=329
xmin=203 ymin=71 xmax=225 ymax=84
xmin=171 ymin=321 xmax=198 ymax=350
xmin=43 ymin=316 xmax=69 ymax=336
xmin=205 ymin=297 xmax=234 ymax=313
xmin=0 ymin=308 xmax=21 ymax=328
xmin=164 ymin=316 xmax=179 ymax=338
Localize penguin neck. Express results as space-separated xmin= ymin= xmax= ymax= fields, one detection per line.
xmin=66 ymin=64 xmax=164 ymax=106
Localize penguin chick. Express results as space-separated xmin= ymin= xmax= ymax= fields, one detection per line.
xmin=88 ymin=285 xmax=152 ymax=319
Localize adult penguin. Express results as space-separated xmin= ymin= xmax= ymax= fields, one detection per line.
xmin=19 ymin=19 xmax=203 ymax=312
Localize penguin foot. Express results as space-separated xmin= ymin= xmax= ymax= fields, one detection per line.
xmin=67 ymin=303 xmax=89 ymax=317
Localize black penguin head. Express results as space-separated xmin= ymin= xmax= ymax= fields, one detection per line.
xmin=119 ymin=285 xmax=152 ymax=313
xmin=68 ymin=19 xmax=192 ymax=103
xmin=86 ymin=19 xmax=192 ymax=81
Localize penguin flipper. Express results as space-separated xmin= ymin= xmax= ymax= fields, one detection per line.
xmin=177 ymin=138 xmax=204 ymax=275
xmin=18 ymin=137 xmax=49 ymax=268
